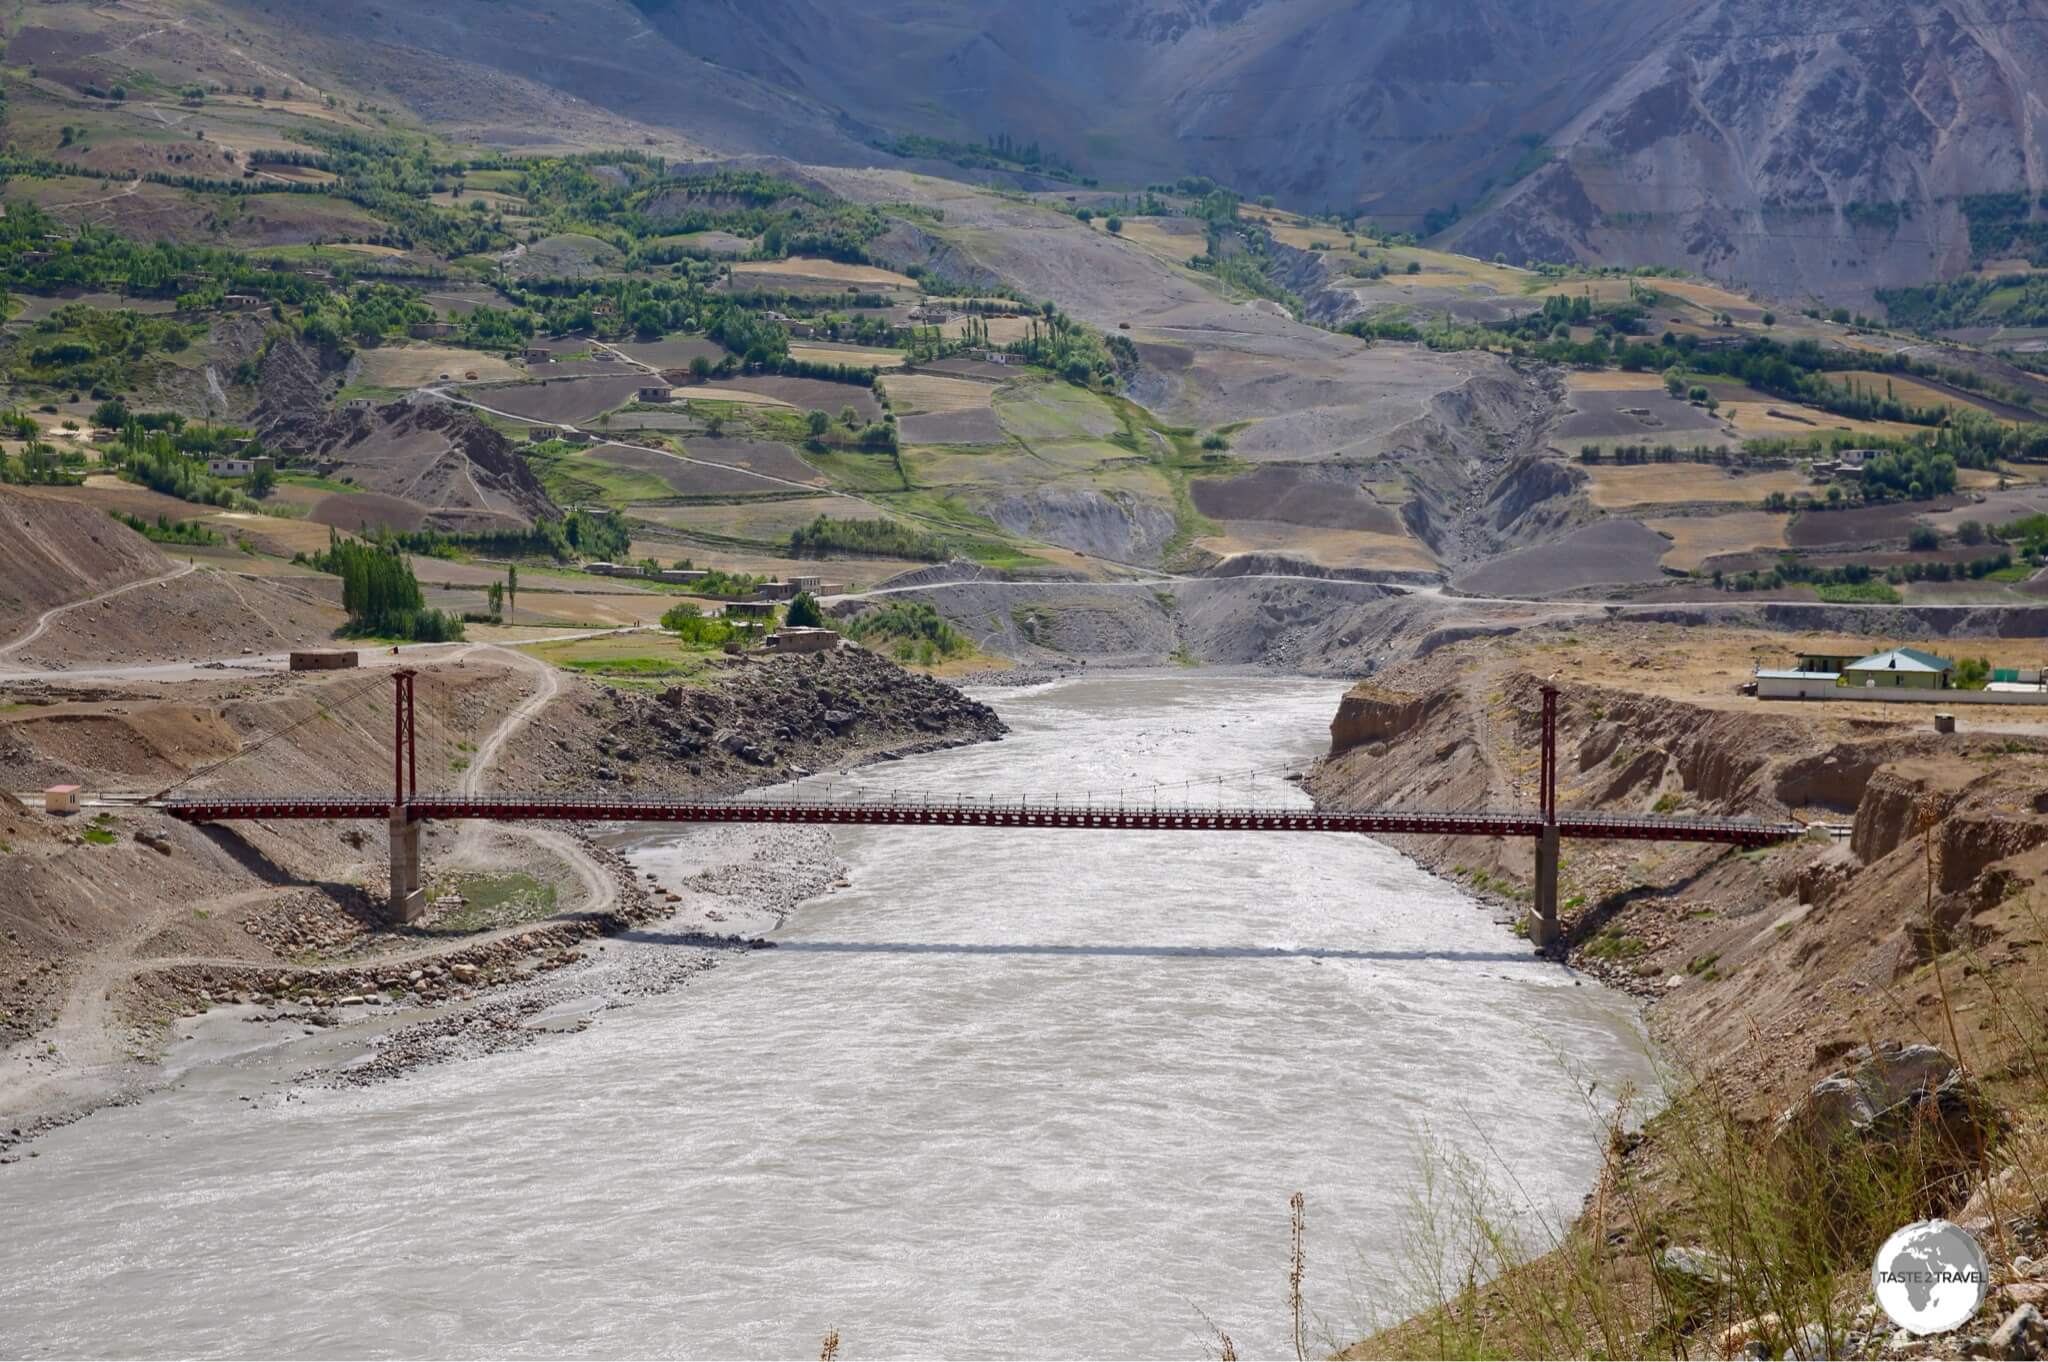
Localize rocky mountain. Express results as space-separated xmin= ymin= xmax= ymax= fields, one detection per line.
xmin=236 ymin=0 xmax=2048 ymax=296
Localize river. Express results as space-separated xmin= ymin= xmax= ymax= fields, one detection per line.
xmin=0 ymin=672 xmax=1656 ymax=1359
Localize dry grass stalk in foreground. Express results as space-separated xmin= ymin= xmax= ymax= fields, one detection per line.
xmin=1346 ymin=967 xmax=2047 ymax=1359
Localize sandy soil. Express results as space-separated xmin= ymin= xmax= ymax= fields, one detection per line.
xmin=356 ymin=345 xmax=520 ymax=388
xmin=730 ymin=257 xmax=918 ymax=288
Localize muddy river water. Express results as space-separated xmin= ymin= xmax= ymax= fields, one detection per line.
xmin=0 ymin=673 xmax=1656 ymax=1358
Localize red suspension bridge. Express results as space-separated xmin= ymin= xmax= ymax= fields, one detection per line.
xmin=157 ymin=671 xmax=1806 ymax=946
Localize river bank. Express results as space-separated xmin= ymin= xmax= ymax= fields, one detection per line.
xmin=0 ymin=645 xmax=1005 ymax=1147
xmin=1311 ymin=620 xmax=2048 ymax=1359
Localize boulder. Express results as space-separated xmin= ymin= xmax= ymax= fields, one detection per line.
xmin=1990 ymin=1304 xmax=2047 ymax=1361
xmin=1770 ymin=1043 xmax=1998 ymax=1171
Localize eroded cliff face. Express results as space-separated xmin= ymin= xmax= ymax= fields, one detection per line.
xmin=1309 ymin=668 xmax=2048 ymax=1109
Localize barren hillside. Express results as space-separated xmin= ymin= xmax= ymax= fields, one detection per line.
xmin=0 ymin=488 xmax=170 ymax=645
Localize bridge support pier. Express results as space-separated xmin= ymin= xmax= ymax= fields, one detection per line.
xmin=1527 ymin=824 xmax=1561 ymax=950
xmin=389 ymin=809 xmax=425 ymax=925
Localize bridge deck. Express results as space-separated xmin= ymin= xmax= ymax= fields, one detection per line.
xmin=159 ymin=794 xmax=1805 ymax=847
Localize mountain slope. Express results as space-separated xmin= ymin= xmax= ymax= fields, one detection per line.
xmin=211 ymin=0 xmax=2048 ymax=297
xmin=1452 ymin=0 xmax=2048 ymax=300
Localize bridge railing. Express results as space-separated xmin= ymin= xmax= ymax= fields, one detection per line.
xmin=151 ymin=792 xmax=1805 ymax=846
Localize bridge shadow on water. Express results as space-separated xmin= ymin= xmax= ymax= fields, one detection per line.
xmin=617 ymin=929 xmax=1535 ymax=964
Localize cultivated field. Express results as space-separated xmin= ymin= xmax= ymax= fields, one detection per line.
xmin=1645 ymin=511 xmax=1792 ymax=571
xmin=355 ymin=346 xmax=520 ymax=389
xmin=585 ymin=444 xmax=791 ymax=497
xmin=1719 ymin=400 xmax=1926 ymax=442
xmin=1194 ymin=522 xmax=1438 ymax=572
xmin=788 ymin=343 xmax=907 ymax=370
xmin=1581 ymin=463 xmax=1814 ymax=509
xmin=1455 ymin=519 xmax=1672 ymax=596
xmin=900 ymin=410 xmax=1009 ymax=446
xmin=993 ymin=383 xmax=1118 ymax=440
xmin=678 ymin=438 xmax=824 ymax=484
xmin=476 ymin=376 xmax=647 ymax=423
xmin=730 ymin=258 xmax=918 ymax=289
xmin=883 ymin=374 xmax=1003 ymax=415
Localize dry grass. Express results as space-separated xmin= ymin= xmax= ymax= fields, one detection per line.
xmin=684 ymin=386 xmax=798 ymax=408
xmin=1567 ymin=371 xmax=1672 ymax=393
xmin=1719 ymin=402 xmax=1926 ymax=442
xmin=1107 ymin=217 xmax=1208 ymax=265
xmin=1831 ymin=371 xmax=2015 ymax=420
xmin=1582 ymin=465 xmax=1813 ymax=510
xmin=787 ymin=344 xmax=907 ymax=370
xmin=1196 ymin=523 xmax=1439 ymax=572
xmin=880 ymin=374 xmax=1000 ymax=414
xmin=730 ymin=257 xmax=918 ymax=288
xmin=1645 ymin=512 xmax=1791 ymax=571
xmin=355 ymin=345 xmax=521 ymax=388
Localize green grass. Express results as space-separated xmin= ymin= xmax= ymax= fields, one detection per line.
xmin=80 ymin=814 xmax=116 ymax=846
xmin=1813 ymin=579 xmax=1903 ymax=605
xmin=992 ymin=382 xmax=1119 ymax=443
xmin=427 ymin=871 xmax=558 ymax=933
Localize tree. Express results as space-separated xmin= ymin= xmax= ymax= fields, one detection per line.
xmin=246 ymin=463 xmax=276 ymax=498
xmin=1826 ymin=483 xmax=1844 ymax=505
xmin=506 ymin=563 xmax=518 ymax=624
xmin=487 ymin=579 xmax=505 ymax=618
xmin=1908 ymin=526 xmax=1940 ymax=551
xmin=806 ymin=409 xmax=830 ymax=437
xmin=1958 ymin=519 xmax=1986 ymax=546
xmin=839 ymin=404 xmax=859 ymax=429
xmin=785 ymin=591 xmax=826 ymax=628
xmin=1105 ymin=216 xmax=1123 ymax=235
xmin=1762 ymin=311 xmax=1777 ymax=327
xmin=688 ymin=355 xmax=713 ymax=380
xmin=1663 ymin=368 xmax=1687 ymax=398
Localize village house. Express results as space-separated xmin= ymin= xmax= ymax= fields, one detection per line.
xmin=206 ymin=456 xmax=274 ymax=478
xmin=410 ymin=321 xmax=457 ymax=339
xmin=637 ymin=384 xmax=674 ymax=403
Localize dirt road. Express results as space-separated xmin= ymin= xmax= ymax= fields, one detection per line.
xmin=0 ymin=563 xmax=197 ymax=664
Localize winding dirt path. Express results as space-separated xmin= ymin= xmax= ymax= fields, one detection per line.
xmin=0 ymin=562 xmax=197 ymax=663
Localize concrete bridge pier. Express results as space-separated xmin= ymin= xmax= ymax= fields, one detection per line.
xmin=389 ymin=809 xmax=425 ymax=925
xmin=1527 ymin=824 xmax=1561 ymax=950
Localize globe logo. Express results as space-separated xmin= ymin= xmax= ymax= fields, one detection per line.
xmin=1872 ymin=1220 xmax=1987 ymax=1336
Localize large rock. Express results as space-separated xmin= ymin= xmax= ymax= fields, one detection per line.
xmin=1770 ymin=1043 xmax=1999 ymax=1175
xmin=1990 ymin=1304 xmax=2047 ymax=1361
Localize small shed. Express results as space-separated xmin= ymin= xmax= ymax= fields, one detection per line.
xmin=766 ymin=627 xmax=840 ymax=655
xmin=290 ymin=650 xmax=359 ymax=671
xmin=637 ymin=384 xmax=674 ymax=403
xmin=44 ymin=785 xmax=82 ymax=815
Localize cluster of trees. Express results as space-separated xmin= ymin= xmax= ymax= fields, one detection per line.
xmin=305 ymin=531 xmax=464 ymax=641
xmin=296 ymin=283 xmax=434 ymax=351
xmin=109 ymin=510 xmax=222 ymax=546
xmin=1878 ymin=273 xmax=2048 ymax=330
xmin=380 ymin=509 xmax=630 ymax=564
xmin=1576 ymin=443 xmax=1769 ymax=465
xmin=0 ymin=440 xmax=80 ymax=485
xmin=9 ymin=303 xmax=196 ymax=392
xmin=1004 ymin=310 xmax=1127 ymax=388
xmin=788 ymin=515 xmax=948 ymax=562
xmin=658 ymin=601 xmax=741 ymax=647
xmin=101 ymin=427 xmax=244 ymax=507
xmin=870 ymin=132 xmax=1089 ymax=185
xmin=845 ymin=602 xmax=970 ymax=665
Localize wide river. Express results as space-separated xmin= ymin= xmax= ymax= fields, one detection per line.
xmin=0 ymin=672 xmax=1655 ymax=1359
